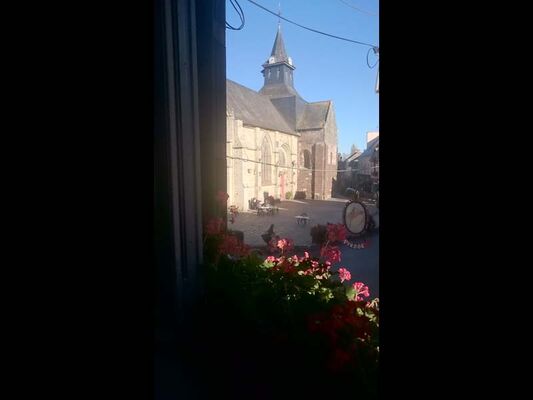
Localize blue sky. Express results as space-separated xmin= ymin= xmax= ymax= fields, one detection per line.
xmin=226 ymin=0 xmax=379 ymax=155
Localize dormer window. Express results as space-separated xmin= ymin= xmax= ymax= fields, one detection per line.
xmin=268 ymin=56 xmax=275 ymax=64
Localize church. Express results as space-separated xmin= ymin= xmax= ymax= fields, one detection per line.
xmin=226 ymin=26 xmax=338 ymax=210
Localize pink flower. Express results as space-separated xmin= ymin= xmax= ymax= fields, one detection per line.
xmin=265 ymin=256 xmax=276 ymax=263
xmin=277 ymin=238 xmax=294 ymax=253
xmin=338 ymin=267 xmax=351 ymax=283
xmin=320 ymin=245 xmax=341 ymax=264
xmin=352 ymin=282 xmax=370 ymax=301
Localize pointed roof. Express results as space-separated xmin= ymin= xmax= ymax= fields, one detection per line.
xmin=297 ymin=101 xmax=331 ymax=130
xmin=269 ymin=25 xmax=288 ymax=63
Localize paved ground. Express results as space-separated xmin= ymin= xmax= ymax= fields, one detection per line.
xmin=231 ymin=198 xmax=379 ymax=297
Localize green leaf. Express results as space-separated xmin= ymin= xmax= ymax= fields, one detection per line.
xmin=345 ymin=286 xmax=356 ymax=301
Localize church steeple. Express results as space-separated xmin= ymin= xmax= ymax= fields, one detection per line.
xmin=270 ymin=25 xmax=288 ymax=64
xmin=260 ymin=25 xmax=297 ymax=97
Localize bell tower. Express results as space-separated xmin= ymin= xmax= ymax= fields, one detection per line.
xmin=259 ymin=25 xmax=296 ymax=95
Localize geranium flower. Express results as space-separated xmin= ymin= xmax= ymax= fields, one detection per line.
xmin=326 ymin=223 xmax=348 ymax=243
xmin=338 ymin=267 xmax=351 ymax=283
xmin=218 ymin=234 xmax=249 ymax=258
xmin=276 ymin=238 xmax=294 ymax=253
xmin=277 ymin=258 xmax=296 ymax=274
xmin=320 ymin=245 xmax=341 ymax=264
xmin=352 ymin=282 xmax=370 ymax=301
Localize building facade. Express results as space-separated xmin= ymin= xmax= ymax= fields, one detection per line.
xmin=226 ymin=26 xmax=338 ymax=209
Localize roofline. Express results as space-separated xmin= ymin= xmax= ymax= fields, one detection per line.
xmin=306 ymin=100 xmax=332 ymax=105
xmin=297 ymin=127 xmax=324 ymax=132
xmin=239 ymin=120 xmax=300 ymax=137
xmin=261 ymin=61 xmax=295 ymax=71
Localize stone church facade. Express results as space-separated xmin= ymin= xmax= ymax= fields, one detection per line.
xmin=226 ymin=26 xmax=338 ymax=210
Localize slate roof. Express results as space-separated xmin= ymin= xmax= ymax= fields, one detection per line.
xmin=259 ymin=83 xmax=300 ymax=98
xmin=345 ymin=150 xmax=363 ymax=163
xmin=270 ymin=26 xmax=288 ymax=63
xmin=226 ymin=80 xmax=298 ymax=135
xmin=297 ymin=101 xmax=331 ymax=130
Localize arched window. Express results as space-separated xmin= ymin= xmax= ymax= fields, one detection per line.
xmin=278 ymin=150 xmax=286 ymax=167
xmin=261 ymin=137 xmax=272 ymax=184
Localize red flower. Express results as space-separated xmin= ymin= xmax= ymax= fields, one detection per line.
xmin=352 ymin=282 xmax=370 ymax=301
xmin=326 ymin=223 xmax=348 ymax=243
xmin=338 ymin=267 xmax=351 ymax=283
xmin=278 ymin=258 xmax=296 ymax=274
xmin=320 ymin=245 xmax=341 ymax=264
xmin=205 ymin=218 xmax=224 ymax=236
xmin=218 ymin=234 xmax=249 ymax=258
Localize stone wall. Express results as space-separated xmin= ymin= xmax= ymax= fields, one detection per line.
xmin=295 ymin=102 xmax=338 ymax=200
xmin=227 ymin=114 xmax=298 ymax=209
xmin=322 ymin=103 xmax=338 ymax=199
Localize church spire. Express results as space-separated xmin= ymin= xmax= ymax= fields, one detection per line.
xmin=269 ymin=24 xmax=288 ymax=64
xmin=260 ymin=25 xmax=298 ymax=98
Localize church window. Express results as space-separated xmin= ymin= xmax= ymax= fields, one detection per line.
xmin=279 ymin=150 xmax=286 ymax=167
xmin=277 ymin=68 xmax=280 ymax=79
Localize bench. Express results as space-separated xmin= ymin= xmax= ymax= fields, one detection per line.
xmin=295 ymin=215 xmax=310 ymax=225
